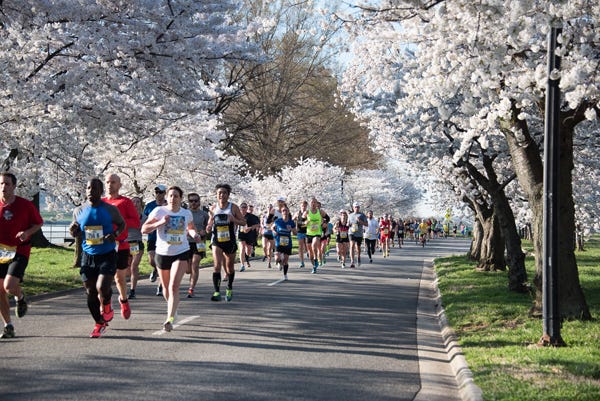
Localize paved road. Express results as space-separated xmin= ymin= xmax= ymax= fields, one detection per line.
xmin=1 ymin=237 xmax=471 ymax=401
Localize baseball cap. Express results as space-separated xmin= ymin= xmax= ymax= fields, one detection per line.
xmin=155 ymin=184 xmax=167 ymax=192
xmin=276 ymin=196 xmax=286 ymax=202
xmin=352 ymin=202 xmax=360 ymax=207
xmin=339 ymin=209 xmax=347 ymax=214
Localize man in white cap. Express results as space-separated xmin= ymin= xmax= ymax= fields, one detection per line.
xmin=348 ymin=202 xmax=368 ymax=268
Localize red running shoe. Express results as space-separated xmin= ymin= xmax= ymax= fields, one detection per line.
xmin=90 ymin=322 xmax=107 ymax=338
xmin=102 ymin=303 xmax=114 ymax=322
xmin=120 ymin=299 xmax=131 ymax=320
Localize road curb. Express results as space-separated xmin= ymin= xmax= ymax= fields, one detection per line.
xmin=428 ymin=261 xmax=484 ymax=401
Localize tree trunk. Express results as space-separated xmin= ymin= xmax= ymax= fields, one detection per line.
xmin=463 ymin=155 xmax=528 ymax=292
xmin=502 ymin=105 xmax=591 ymax=320
xmin=469 ymin=217 xmax=483 ymax=261
xmin=492 ymin=189 xmax=528 ymax=292
xmin=476 ymin=211 xmax=506 ymax=272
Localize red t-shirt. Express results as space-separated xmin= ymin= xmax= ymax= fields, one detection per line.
xmin=0 ymin=196 xmax=44 ymax=258
xmin=102 ymin=195 xmax=140 ymax=251
xmin=379 ymin=220 xmax=391 ymax=238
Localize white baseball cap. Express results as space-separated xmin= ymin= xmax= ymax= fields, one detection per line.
xmin=155 ymin=184 xmax=167 ymax=192
xmin=352 ymin=202 xmax=360 ymax=207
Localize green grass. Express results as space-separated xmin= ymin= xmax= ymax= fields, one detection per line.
xmin=435 ymin=239 xmax=600 ymax=401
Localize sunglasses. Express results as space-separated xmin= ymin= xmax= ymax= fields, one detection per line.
xmin=188 ymin=199 xmax=200 ymax=203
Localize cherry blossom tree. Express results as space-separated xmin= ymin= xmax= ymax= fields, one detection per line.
xmin=340 ymin=0 xmax=598 ymax=318
xmin=1 ymin=0 xmax=259 ymax=207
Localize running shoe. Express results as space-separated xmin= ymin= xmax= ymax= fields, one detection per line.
xmin=211 ymin=291 xmax=222 ymax=302
xmin=90 ymin=322 xmax=107 ymax=338
xmin=163 ymin=317 xmax=174 ymax=332
xmin=369 ymin=258 xmax=373 ymax=263
xmin=16 ymin=295 xmax=28 ymax=318
xmin=150 ymin=269 xmax=158 ymax=282
xmin=240 ymin=265 xmax=246 ymax=272
xmin=226 ymin=289 xmax=233 ymax=302
xmin=187 ymin=288 xmax=194 ymax=298
xmin=102 ymin=303 xmax=114 ymax=322
xmin=341 ymin=262 xmax=346 ymax=269
xmin=276 ymin=262 xmax=282 ymax=271
xmin=120 ymin=298 xmax=131 ymax=320
xmin=299 ymin=262 xmax=305 ymax=268
xmin=350 ymin=263 xmax=355 ymax=268
xmin=311 ymin=267 xmax=317 ymax=274
xmin=262 ymin=256 xmax=267 ymax=262
xmin=268 ymin=262 xmax=272 ymax=269
xmin=128 ymin=289 xmax=136 ymax=299
xmin=156 ymin=285 xmax=162 ymax=296
xmin=1 ymin=324 xmax=15 ymax=339
xmin=283 ymin=274 xmax=288 ymax=281
xmin=323 ymin=257 xmax=327 ymax=265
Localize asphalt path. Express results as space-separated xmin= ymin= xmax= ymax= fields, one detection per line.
xmin=1 ymin=237 xmax=471 ymax=401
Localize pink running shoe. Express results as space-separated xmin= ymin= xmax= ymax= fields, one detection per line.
xmin=120 ymin=299 xmax=131 ymax=320
xmin=90 ymin=322 xmax=107 ymax=338
xmin=102 ymin=303 xmax=114 ymax=322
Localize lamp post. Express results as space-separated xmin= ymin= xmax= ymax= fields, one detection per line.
xmin=539 ymin=21 xmax=566 ymax=347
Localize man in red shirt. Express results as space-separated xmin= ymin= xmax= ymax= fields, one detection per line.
xmin=0 ymin=172 xmax=43 ymax=339
xmin=103 ymin=173 xmax=140 ymax=320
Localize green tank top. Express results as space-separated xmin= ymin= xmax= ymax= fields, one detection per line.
xmin=306 ymin=209 xmax=323 ymax=236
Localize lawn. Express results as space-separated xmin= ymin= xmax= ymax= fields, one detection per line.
xmin=434 ymin=238 xmax=600 ymax=401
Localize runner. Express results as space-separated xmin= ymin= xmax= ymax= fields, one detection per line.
xmin=303 ymin=197 xmax=328 ymax=274
xmin=364 ymin=210 xmax=378 ymax=263
xmin=238 ymin=202 xmax=260 ymax=272
xmin=70 ymin=178 xmax=126 ymax=338
xmin=334 ymin=209 xmax=350 ymax=268
xmin=206 ymin=184 xmax=246 ymax=302
xmin=185 ymin=192 xmax=209 ymax=298
xmin=143 ymin=184 xmax=167 ymax=296
xmin=0 ymin=173 xmax=44 ymax=339
xmin=318 ymin=201 xmax=332 ymax=267
xmin=348 ymin=202 xmax=368 ymax=268
xmin=294 ymin=200 xmax=309 ymax=268
xmin=272 ymin=206 xmax=297 ymax=280
xmin=142 ymin=186 xmax=199 ymax=331
xmin=126 ymin=196 xmax=144 ymax=299
xmin=103 ymin=173 xmax=140 ymax=319
xmin=261 ymin=205 xmax=276 ymax=269
xmin=379 ymin=214 xmax=392 ymax=257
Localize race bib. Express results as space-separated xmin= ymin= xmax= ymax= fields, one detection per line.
xmin=383 ymin=228 xmax=389 ymax=235
xmin=280 ymin=236 xmax=290 ymax=247
xmin=0 ymin=243 xmax=17 ymax=264
xmin=217 ymin=226 xmax=230 ymax=242
xmin=197 ymin=241 xmax=206 ymax=251
xmin=130 ymin=243 xmax=140 ymax=255
xmin=309 ymin=223 xmax=320 ymax=232
xmin=85 ymin=225 xmax=104 ymax=245
xmin=351 ymin=223 xmax=359 ymax=233
xmin=340 ymin=231 xmax=348 ymax=239
xmin=166 ymin=216 xmax=185 ymax=245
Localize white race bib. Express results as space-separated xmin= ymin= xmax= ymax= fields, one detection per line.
xmin=85 ymin=225 xmax=104 ymax=245
xmin=0 ymin=243 xmax=17 ymax=264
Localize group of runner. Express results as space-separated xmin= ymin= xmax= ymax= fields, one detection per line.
xmin=0 ymin=174 xmax=441 ymax=339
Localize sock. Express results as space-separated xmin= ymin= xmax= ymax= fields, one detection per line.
xmin=228 ymin=271 xmax=235 ymax=289
xmin=213 ymin=272 xmax=221 ymax=292
xmin=283 ymin=264 xmax=289 ymax=275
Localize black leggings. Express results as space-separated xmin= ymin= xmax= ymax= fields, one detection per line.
xmin=84 ymin=274 xmax=113 ymax=323
xmin=365 ymin=239 xmax=377 ymax=259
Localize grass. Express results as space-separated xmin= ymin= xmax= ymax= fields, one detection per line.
xmin=434 ymin=238 xmax=600 ymax=401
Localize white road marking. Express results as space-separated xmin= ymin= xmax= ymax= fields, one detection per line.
xmin=268 ymin=278 xmax=286 ymax=286
xmin=153 ymin=315 xmax=199 ymax=335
